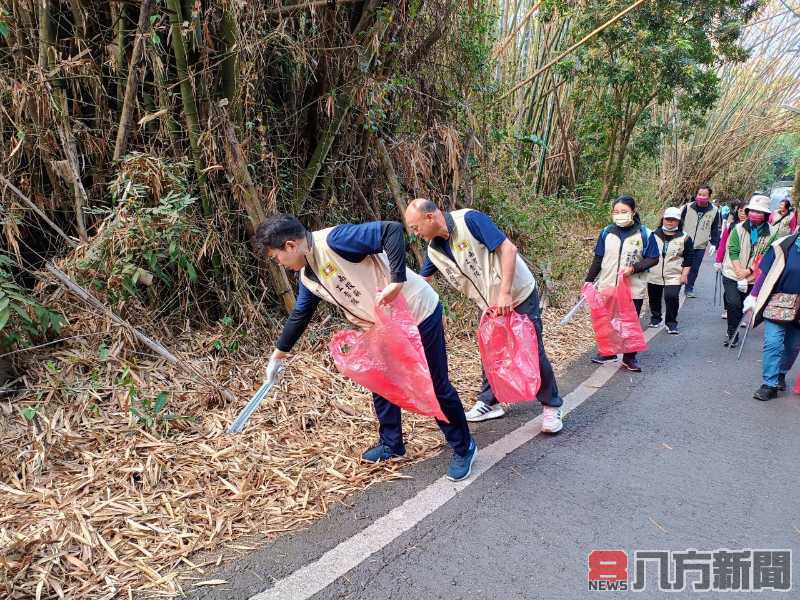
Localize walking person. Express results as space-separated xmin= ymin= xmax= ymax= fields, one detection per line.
xmin=743 ymin=230 xmax=800 ymax=401
xmin=255 ymin=215 xmax=477 ymax=481
xmin=647 ymin=207 xmax=694 ymax=335
xmin=721 ymin=194 xmax=774 ymax=347
xmin=585 ymin=195 xmax=659 ymax=371
xmin=715 ymin=200 xmax=746 ymax=320
xmin=681 ymin=185 xmax=721 ymax=297
xmin=403 ymin=199 xmax=564 ymax=432
xmin=769 ymin=198 xmax=797 ymax=239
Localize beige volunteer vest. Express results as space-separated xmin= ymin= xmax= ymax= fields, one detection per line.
xmin=753 ymin=233 xmax=800 ymax=326
xmin=647 ymin=232 xmax=689 ymax=286
xmin=425 ymin=209 xmax=536 ymax=310
xmin=722 ymin=223 xmax=771 ymax=281
xmin=597 ymin=226 xmax=649 ymax=300
xmin=300 ymin=228 xmax=439 ymax=328
xmin=770 ymin=209 xmax=794 ymax=239
xmin=682 ymin=203 xmax=718 ymax=249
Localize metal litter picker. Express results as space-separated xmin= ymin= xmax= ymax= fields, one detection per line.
xmin=227 ymin=369 xmax=283 ymax=433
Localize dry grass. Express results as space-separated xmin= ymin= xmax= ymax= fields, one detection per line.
xmin=0 ymin=281 xmax=595 ymax=598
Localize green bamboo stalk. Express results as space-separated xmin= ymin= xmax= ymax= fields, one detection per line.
xmin=165 ymin=0 xmax=211 ymax=215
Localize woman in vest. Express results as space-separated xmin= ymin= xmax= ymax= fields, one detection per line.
xmin=584 ymin=196 xmax=659 ymax=372
xmin=255 ymin=214 xmax=477 ymax=482
xmin=680 ymin=185 xmax=721 ymax=297
xmin=647 ymin=207 xmax=694 ymax=335
xmin=769 ymin=199 xmax=797 ymax=239
xmin=743 ymin=231 xmax=800 ymax=401
xmin=715 ymin=200 xmax=746 ymax=320
xmin=404 ymin=200 xmax=564 ymax=433
xmin=721 ymin=194 xmax=775 ymax=348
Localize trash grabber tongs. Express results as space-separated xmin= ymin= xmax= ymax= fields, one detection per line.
xmin=737 ymin=311 xmax=754 ymax=360
xmin=560 ymin=295 xmax=587 ymax=325
xmin=227 ymin=368 xmax=283 ymax=433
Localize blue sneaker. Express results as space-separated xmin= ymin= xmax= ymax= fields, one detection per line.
xmin=447 ymin=439 xmax=477 ymax=482
xmin=361 ymin=443 xmax=405 ymax=463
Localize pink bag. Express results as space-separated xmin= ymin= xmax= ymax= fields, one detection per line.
xmin=329 ymin=297 xmax=448 ymax=422
xmin=477 ymin=309 xmax=541 ymax=403
xmin=582 ymin=277 xmax=648 ymax=356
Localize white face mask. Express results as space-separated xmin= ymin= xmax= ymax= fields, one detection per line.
xmin=613 ymin=213 xmax=634 ymax=227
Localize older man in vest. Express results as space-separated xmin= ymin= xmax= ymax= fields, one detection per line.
xmin=680 ymin=185 xmax=721 ymax=297
xmin=256 ymin=214 xmax=476 ymax=482
xmin=404 ymin=199 xmax=564 ymax=433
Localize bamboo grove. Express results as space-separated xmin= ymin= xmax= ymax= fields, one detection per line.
xmin=0 ymin=0 xmax=797 ymax=333
xmin=0 ymin=0 xmax=492 ymax=327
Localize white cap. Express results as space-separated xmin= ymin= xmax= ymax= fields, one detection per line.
xmin=746 ymin=194 xmax=771 ymax=214
xmin=663 ymin=207 xmax=682 ymax=220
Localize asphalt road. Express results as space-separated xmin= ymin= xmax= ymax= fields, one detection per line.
xmin=190 ymin=261 xmax=800 ymax=599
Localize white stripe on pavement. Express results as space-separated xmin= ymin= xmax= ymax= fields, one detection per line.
xmin=250 ymin=323 xmax=666 ymax=600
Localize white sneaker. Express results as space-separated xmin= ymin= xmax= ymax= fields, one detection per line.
xmin=541 ymin=406 xmax=563 ymax=433
xmin=465 ymin=400 xmax=505 ymax=422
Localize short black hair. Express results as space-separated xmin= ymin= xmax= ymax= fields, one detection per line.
xmin=254 ymin=214 xmax=307 ymax=252
xmin=698 ymin=184 xmax=713 ymax=195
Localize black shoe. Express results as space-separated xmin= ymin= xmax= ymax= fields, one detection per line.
xmin=621 ymin=357 xmax=642 ymax=372
xmin=649 ymin=318 xmax=662 ymax=328
xmin=778 ymin=374 xmax=787 ymax=391
xmin=666 ymin=324 xmax=679 ymax=335
xmin=591 ymin=354 xmax=617 ymax=365
xmin=723 ymin=332 xmax=740 ymax=347
xmin=753 ymin=385 xmax=778 ymax=401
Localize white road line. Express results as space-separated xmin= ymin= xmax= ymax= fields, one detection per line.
xmin=250 ymin=323 xmax=665 ymax=600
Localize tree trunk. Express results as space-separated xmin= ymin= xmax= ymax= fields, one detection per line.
xmin=113 ymin=0 xmax=154 ymax=161
xmin=220 ymin=112 xmax=296 ymax=312
xmin=376 ymin=138 xmax=424 ymax=265
xmin=165 ymin=0 xmax=211 ymax=215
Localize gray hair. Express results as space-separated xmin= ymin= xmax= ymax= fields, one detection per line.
xmin=413 ymin=198 xmax=439 ymax=214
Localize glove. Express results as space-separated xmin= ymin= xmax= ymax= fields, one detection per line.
xmin=265 ymin=356 xmax=286 ymax=383
xmin=713 ymin=262 xmax=721 ymax=272
xmin=743 ymin=295 xmax=757 ymax=314
xmin=737 ymin=279 xmax=748 ymax=293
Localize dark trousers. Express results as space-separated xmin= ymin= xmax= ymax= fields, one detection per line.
xmin=372 ymin=303 xmax=471 ymax=457
xmin=647 ymin=283 xmax=681 ymax=328
xmin=623 ymin=299 xmax=644 ymax=360
xmin=686 ymin=248 xmax=706 ymax=291
xmin=722 ymin=276 xmax=751 ymax=338
xmin=479 ymin=288 xmax=563 ymax=408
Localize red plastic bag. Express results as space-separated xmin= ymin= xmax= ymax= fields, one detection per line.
xmin=329 ymin=297 xmax=447 ymax=422
xmin=477 ymin=309 xmax=541 ymax=403
xmin=582 ymin=277 xmax=648 ymax=356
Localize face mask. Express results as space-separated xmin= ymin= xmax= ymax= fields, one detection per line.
xmin=748 ymin=213 xmax=766 ymax=224
xmin=696 ymin=197 xmax=710 ymax=207
xmin=613 ymin=213 xmax=634 ymax=227
xmin=663 ymin=225 xmax=679 ymax=233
